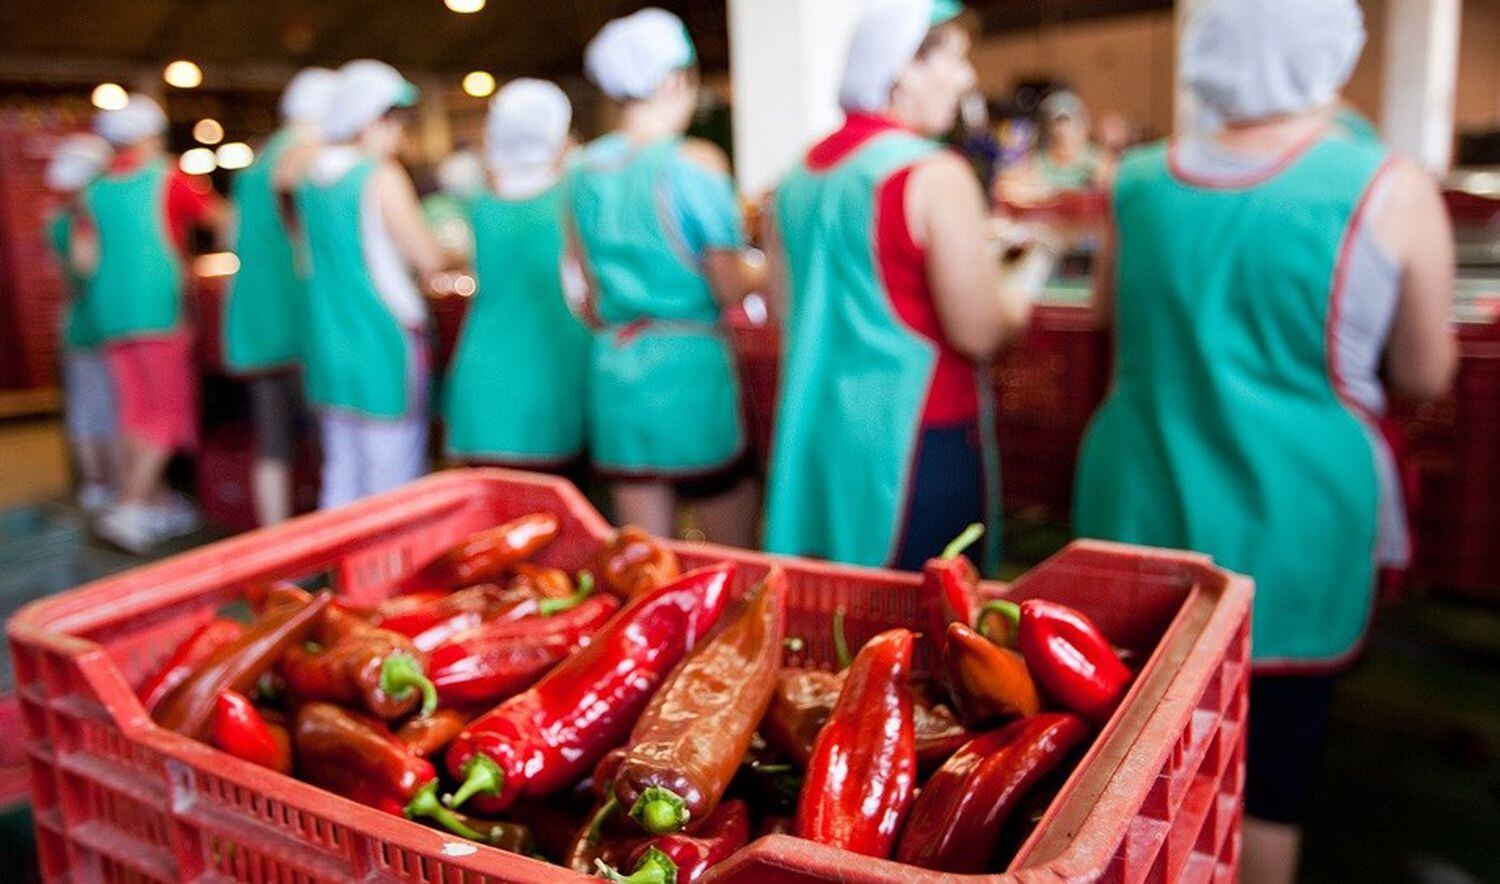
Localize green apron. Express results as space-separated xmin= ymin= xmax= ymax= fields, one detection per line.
xmin=295 ymin=159 xmax=411 ymax=419
xmin=568 ymin=136 xmax=743 ymax=475
xmin=81 ymin=160 xmax=183 ymax=343
xmin=1334 ymin=106 xmax=1382 ymax=145
xmin=1075 ymin=134 xmax=1391 ymax=667
xmin=1037 ymin=145 xmax=1103 ymax=191
xmin=47 ymin=209 xmax=101 ymax=350
xmin=444 ymin=186 xmax=588 ymax=463
xmin=224 ymin=129 xmax=306 ymax=374
xmin=423 ymin=192 xmax=475 ymax=258
xmin=765 ymin=130 xmax=966 ymax=568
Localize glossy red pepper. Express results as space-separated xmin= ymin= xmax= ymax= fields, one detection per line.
xmin=395 ymin=708 xmax=467 ymax=758
xmin=280 ymin=605 xmax=437 ymax=719
xmin=376 ymin=584 xmax=535 ymax=649
xmin=941 ymin=622 xmax=1041 ymax=726
xmin=894 ymin=713 xmax=1088 ymax=872
xmin=598 ymin=800 xmax=751 ymax=884
xmin=245 ymin=580 xmax=314 ymax=614
xmin=985 ymin=599 xmax=1131 ymax=724
xmin=510 ymin=563 xmax=576 ymax=600
xmin=400 ymin=513 xmax=560 ymax=594
xmin=794 ymin=629 xmax=917 ymax=858
xmin=598 ymin=526 xmax=681 ymax=599
xmin=425 ymin=592 xmax=622 ymax=706
xmin=211 ymin=690 xmax=291 ymax=773
xmin=923 ymin=523 xmax=984 ymax=660
xmin=441 ymin=563 xmax=735 ymax=815
xmin=137 ymin=618 xmax=245 ymax=716
xmin=610 ymin=568 xmax=787 ymax=834
xmin=155 ymin=592 xmax=332 ymax=739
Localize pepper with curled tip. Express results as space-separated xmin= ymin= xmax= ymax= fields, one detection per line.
xmin=598 ymin=526 xmax=681 ymax=599
xmin=608 ymin=568 xmax=788 ymax=835
xmin=440 ymin=564 xmax=735 ymax=815
xmin=280 ymin=605 xmax=437 ymax=720
xmin=894 ymin=713 xmax=1088 ymax=872
xmin=794 ymin=629 xmax=917 ymax=859
xmin=399 ymin=513 xmax=561 ymax=594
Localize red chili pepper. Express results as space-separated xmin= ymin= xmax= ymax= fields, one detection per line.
xmin=912 ymin=685 xmax=974 ymax=772
xmin=598 ymin=526 xmax=681 ymax=599
xmin=597 ymin=800 xmax=751 ymax=884
xmin=941 ymin=622 xmax=1041 ymax=727
xmin=395 ymin=708 xmax=467 ymax=758
xmin=923 ymin=523 xmax=984 ymax=660
xmin=610 ymin=568 xmax=787 ymax=835
xmin=400 ymin=513 xmax=561 ymax=594
xmin=377 ymin=584 xmax=542 ymax=651
xmin=512 ymin=800 xmax=591 ymax=863
xmin=984 ymin=599 xmax=1131 ymax=724
xmin=425 ymin=592 xmax=622 ymax=707
xmin=441 ymin=563 xmax=735 ymax=815
xmin=211 ymin=690 xmax=291 ymax=773
xmin=245 ymin=580 xmax=313 ymax=614
xmin=794 ymin=629 xmax=917 ymax=858
xmin=511 ymin=563 xmax=576 ymax=600
xmin=137 ymin=618 xmax=245 ymax=716
xmin=894 ymin=713 xmax=1088 ymax=872
xmin=280 ymin=606 xmax=437 ymax=720
xmin=155 ymin=592 xmax=332 ymax=739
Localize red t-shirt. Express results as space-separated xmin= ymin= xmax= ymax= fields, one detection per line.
xmin=804 ymin=114 xmax=979 ymax=425
xmin=107 ymin=148 xmax=221 ymax=254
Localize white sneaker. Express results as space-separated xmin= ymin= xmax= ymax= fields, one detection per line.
xmin=151 ymin=493 xmax=200 ymax=540
xmin=77 ymin=484 xmax=115 ymax=514
xmin=97 ymin=504 xmax=158 ymax=555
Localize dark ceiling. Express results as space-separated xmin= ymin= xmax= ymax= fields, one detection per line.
xmin=0 ymin=0 xmax=1172 ymax=84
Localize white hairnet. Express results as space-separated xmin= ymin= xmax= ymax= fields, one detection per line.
xmin=436 ymin=150 xmax=487 ymax=200
xmin=45 ymin=134 xmax=112 ymax=192
xmin=321 ymin=60 xmax=420 ymax=142
xmin=585 ymin=8 xmax=697 ymax=102
xmin=1181 ymin=0 xmax=1366 ymax=124
xmin=281 ymin=67 xmax=340 ymax=125
xmin=839 ymin=0 xmax=965 ymax=113
xmin=485 ymin=79 xmax=572 ymax=175
xmin=93 ymin=93 xmax=167 ymax=148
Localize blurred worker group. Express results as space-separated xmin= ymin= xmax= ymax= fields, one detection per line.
xmin=40 ymin=2 xmax=1455 ymax=883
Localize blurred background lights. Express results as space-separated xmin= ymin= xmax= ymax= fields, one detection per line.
xmin=444 ymin=0 xmax=486 ymax=12
xmin=179 ymin=147 xmax=217 ymax=175
xmin=462 ymin=71 xmax=496 ymax=98
xmin=90 ymin=83 xmax=128 ymax=110
xmin=193 ymin=118 xmax=224 ymax=144
xmin=216 ymin=142 xmax=254 ymax=170
xmin=163 ymin=60 xmax=203 ymax=89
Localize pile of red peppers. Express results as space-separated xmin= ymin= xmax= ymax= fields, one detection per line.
xmin=138 ymin=516 xmax=1133 ymax=881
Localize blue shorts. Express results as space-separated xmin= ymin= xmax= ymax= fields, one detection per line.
xmin=1246 ymin=673 xmax=1340 ymax=824
xmin=63 ymin=348 xmax=118 ymax=442
xmin=892 ymin=421 xmax=988 ymax=572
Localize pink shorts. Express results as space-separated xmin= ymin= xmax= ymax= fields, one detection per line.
xmin=106 ymin=334 xmax=200 ymax=453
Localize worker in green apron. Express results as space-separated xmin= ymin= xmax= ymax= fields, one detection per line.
xmin=44 ymin=134 xmax=119 ymax=513
xmin=1076 ymin=1 xmax=1457 ymax=881
xmin=297 ymin=60 xmax=451 ymax=509
xmin=764 ymin=0 xmax=1049 ymax=571
xmin=223 ymin=66 xmax=338 ymax=526
xmin=996 ymin=91 xmax=1109 ymax=207
xmin=572 ymin=8 xmax=766 ymax=545
xmin=422 ymin=149 xmax=486 ymax=262
xmin=444 ymin=79 xmax=588 ymax=469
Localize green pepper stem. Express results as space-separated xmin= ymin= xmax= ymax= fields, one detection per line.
xmin=628 ymin=786 xmax=691 ymax=834
xmin=538 ymin=570 xmax=595 ymax=617
xmin=404 ymin=781 xmax=492 ymax=842
xmin=977 ymin=599 xmax=1022 ymax=643
xmin=584 ymin=794 xmax=621 ymax=845
xmin=941 ymin=523 xmax=986 ymax=561
xmin=596 ymin=847 xmax=679 ymax=884
xmin=443 ymin=754 xmax=504 ymax=810
xmin=379 ymin=652 xmax=439 ymax=718
xmin=832 ymin=608 xmax=852 ymax=670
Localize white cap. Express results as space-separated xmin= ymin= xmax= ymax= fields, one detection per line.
xmin=485 ymin=79 xmax=572 ymax=174
xmin=839 ymin=0 xmax=964 ymax=113
xmin=584 ymin=8 xmax=697 ymax=102
xmin=1181 ymin=0 xmax=1366 ymax=124
xmin=436 ymin=150 xmax=487 ymax=200
xmin=280 ymin=67 xmax=340 ymax=125
xmin=93 ymin=93 xmax=168 ymax=147
xmin=45 ymin=134 xmax=112 ymax=192
xmin=321 ymin=60 xmax=420 ymax=142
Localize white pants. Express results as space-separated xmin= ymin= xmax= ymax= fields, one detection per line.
xmin=318 ymin=409 xmax=429 ymax=509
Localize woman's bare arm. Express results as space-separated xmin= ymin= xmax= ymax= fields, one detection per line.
xmin=373 ymin=161 xmax=450 ymax=279
xmin=1374 ymin=159 xmax=1457 ymax=403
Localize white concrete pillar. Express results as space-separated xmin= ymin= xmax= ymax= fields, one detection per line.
xmin=728 ymin=0 xmax=863 ymax=197
xmin=1382 ymin=0 xmax=1462 ymax=173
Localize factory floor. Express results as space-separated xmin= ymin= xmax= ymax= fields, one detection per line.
xmin=1 ymin=419 xmax=1497 ymax=883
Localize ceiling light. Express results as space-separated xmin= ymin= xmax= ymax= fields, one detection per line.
xmin=193 ymin=118 xmax=224 ymax=145
xmin=462 ymin=71 xmax=496 ymax=98
xmin=180 ymin=147 xmax=217 ymax=175
xmin=216 ymin=142 xmax=254 ymax=170
xmin=91 ymin=83 xmax=128 ymax=110
xmin=445 ymin=0 xmax=486 ymax=11
xmin=164 ymin=60 xmax=204 ymax=89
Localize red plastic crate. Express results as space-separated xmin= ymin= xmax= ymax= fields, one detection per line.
xmin=195 ymin=422 xmax=322 ymax=533
xmin=9 ymin=469 xmax=1250 ymax=883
